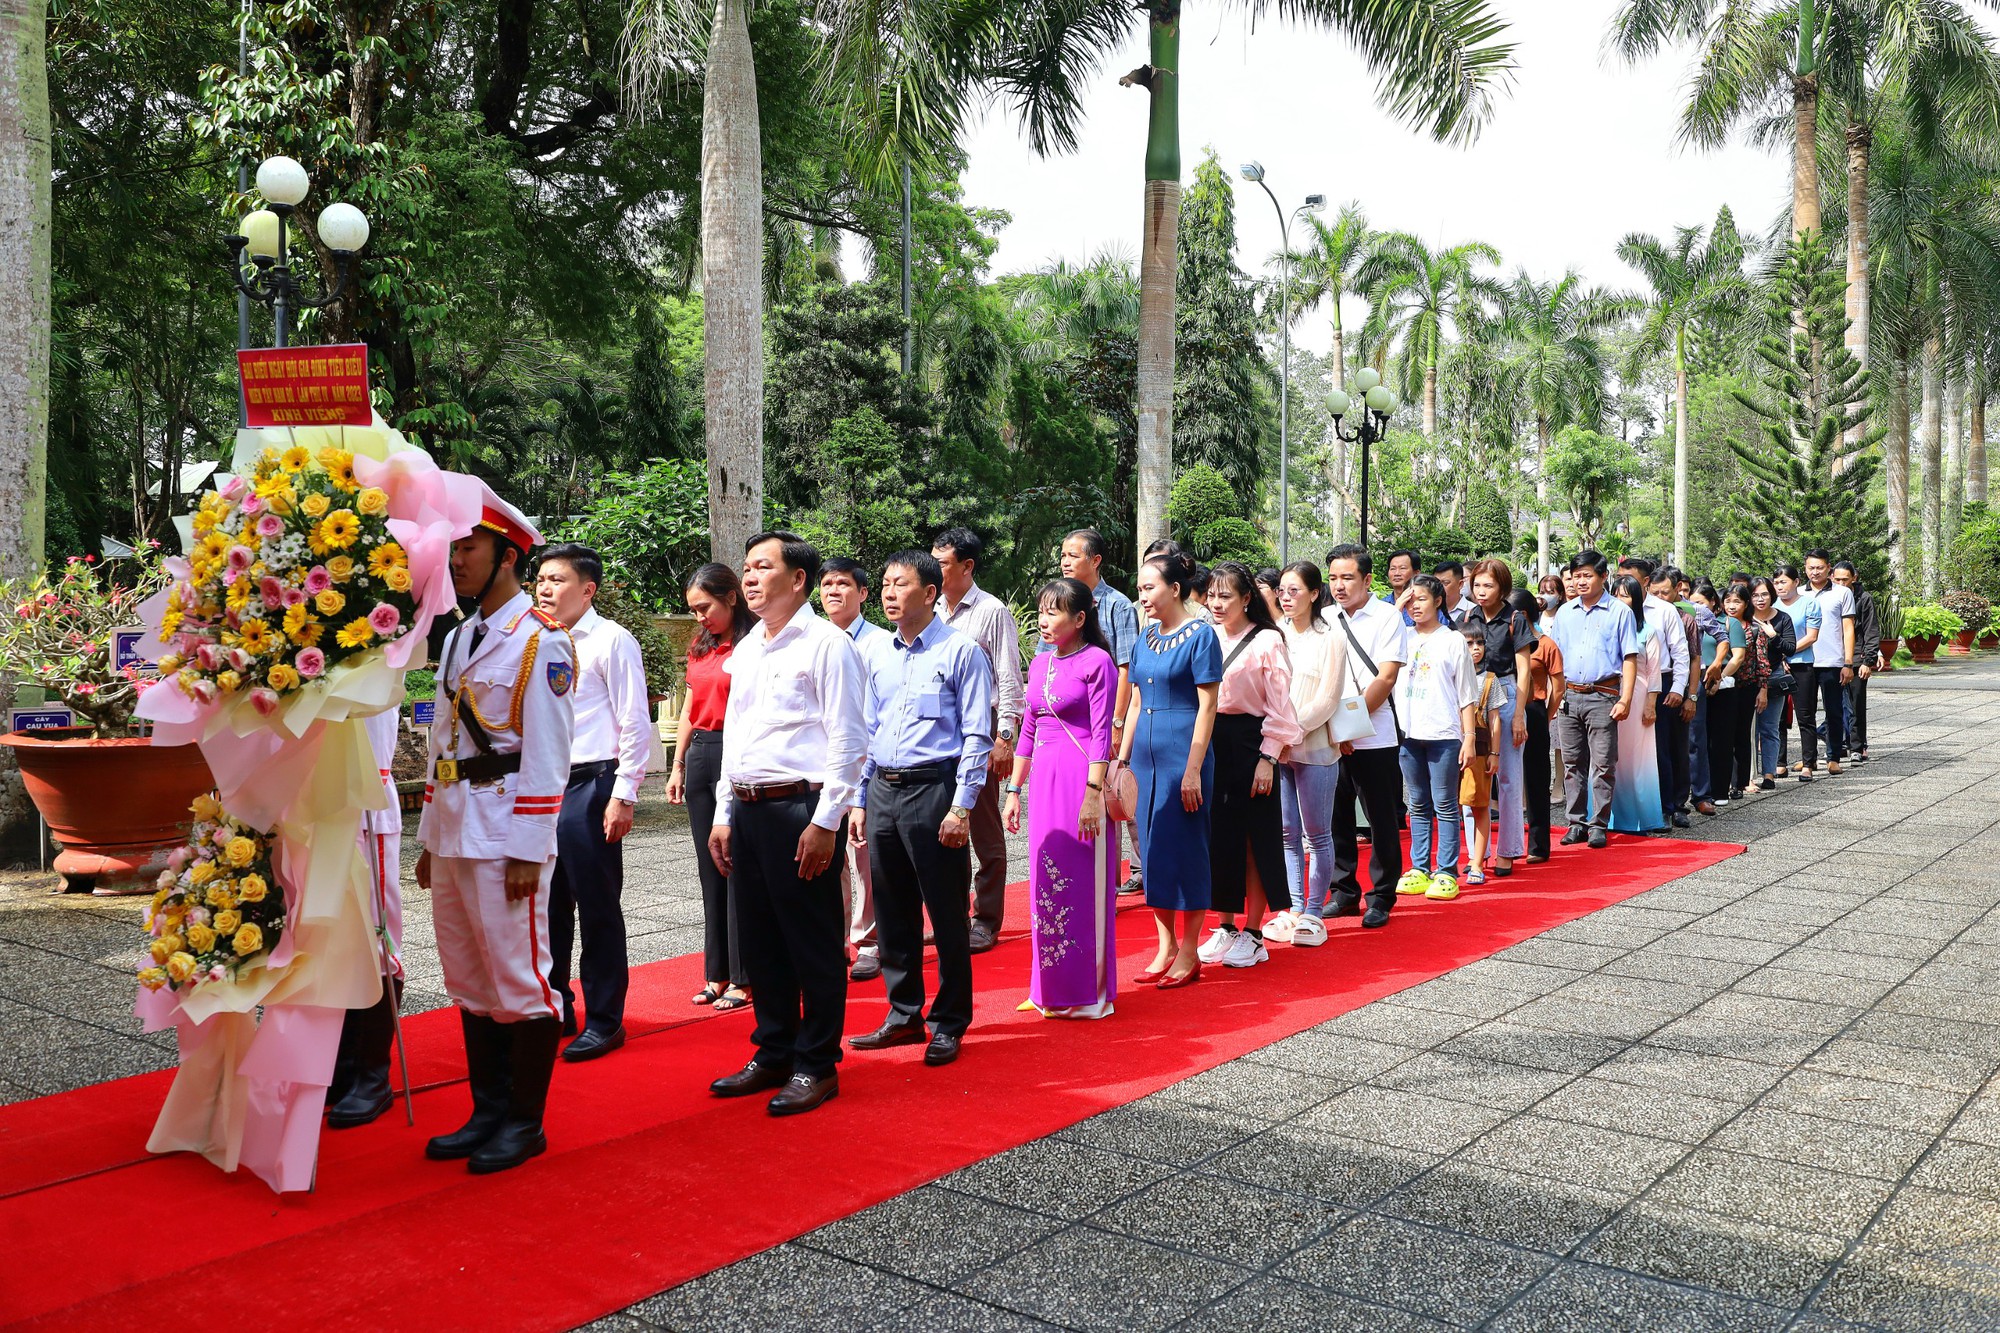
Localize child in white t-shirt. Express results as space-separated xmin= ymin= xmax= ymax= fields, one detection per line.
xmin=1393 ymin=576 xmax=1477 ymax=900
xmin=1458 ymin=628 xmax=1503 ymax=885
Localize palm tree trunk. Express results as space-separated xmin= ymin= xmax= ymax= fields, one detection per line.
xmin=0 ymin=0 xmax=49 ymax=577
xmin=1888 ymin=349 xmax=1910 ymax=579
xmin=1842 ymin=120 xmax=1869 ymax=382
xmin=1672 ymin=326 xmax=1688 ymax=567
xmin=1128 ymin=5 xmax=1179 ymax=549
xmin=701 ymin=0 xmax=764 ymax=566
xmin=1422 ymin=357 xmax=1438 ymax=444
xmin=1328 ymin=317 xmax=1347 ymax=541
xmin=1922 ymin=337 xmax=1943 ymax=595
xmin=1946 ymin=371 xmax=1963 ymax=542
xmin=1791 ymin=0 xmax=1820 ymax=239
xmin=1972 ymin=356 xmax=1988 ymax=508
xmin=1536 ymin=416 xmax=1551 ymax=572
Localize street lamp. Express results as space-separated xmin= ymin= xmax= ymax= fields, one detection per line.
xmin=226 ymin=155 xmax=370 ymax=349
xmin=1240 ymin=161 xmax=1324 ymax=564
xmin=1327 ymin=365 xmax=1398 ymax=549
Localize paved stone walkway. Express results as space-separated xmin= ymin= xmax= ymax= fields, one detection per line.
xmin=6 ymin=658 xmax=2000 ymax=1330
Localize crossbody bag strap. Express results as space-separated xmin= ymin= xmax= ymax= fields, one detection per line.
xmin=1336 ymin=612 xmax=1402 ymax=743
xmin=1219 ymin=624 xmax=1263 ymax=677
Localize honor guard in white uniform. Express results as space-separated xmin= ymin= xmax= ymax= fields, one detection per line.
xmin=415 ymin=488 xmax=576 ymax=1173
xmin=325 ymin=709 xmax=407 ymax=1128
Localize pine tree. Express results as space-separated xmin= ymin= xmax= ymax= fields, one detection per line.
xmin=1724 ymin=231 xmax=1894 ymax=593
xmin=1174 ymin=150 xmax=1269 ymax=497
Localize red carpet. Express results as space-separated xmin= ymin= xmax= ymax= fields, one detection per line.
xmin=0 ymin=832 xmax=1736 ymax=1331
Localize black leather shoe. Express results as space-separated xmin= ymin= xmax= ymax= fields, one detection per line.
xmin=710 ymin=1060 xmax=792 ymax=1098
xmin=1560 ymin=828 xmax=1589 ymax=846
xmin=1361 ymin=907 xmax=1390 ymax=929
xmin=1588 ymin=828 xmax=1609 ymax=849
xmin=850 ymin=1019 xmax=926 ymax=1051
xmin=924 ymin=1032 xmax=961 ymax=1066
xmin=849 ymin=953 xmax=882 ymax=982
xmin=967 ymin=922 xmax=998 ymax=954
xmin=1325 ymin=897 xmax=1362 ymax=919
xmin=768 ymin=1071 xmax=839 ymax=1116
xmin=1671 ymin=812 xmax=1692 ymax=829
xmin=467 ymin=1118 xmax=547 ymax=1174
xmin=561 ymin=1025 xmax=625 ymax=1063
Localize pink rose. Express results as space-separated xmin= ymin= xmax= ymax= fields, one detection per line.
xmin=367 ymin=603 xmax=401 ymax=636
xmin=226 ymin=546 xmax=253 ymax=573
xmin=248 ymin=687 xmax=281 ymax=717
xmin=227 ymin=648 xmax=252 ymax=673
xmin=194 ymin=643 xmax=221 ymax=672
xmin=191 ymin=679 xmax=220 ymax=705
xmin=256 ymin=514 xmax=284 ymax=538
xmin=240 ymin=493 xmax=264 ymax=516
xmin=168 ymin=846 xmax=191 ymax=870
xmin=281 ymin=586 xmax=305 ymax=607
xmin=259 ymin=576 xmax=284 ymax=605
xmin=304 ymin=567 xmax=332 ymax=595
xmin=219 ymin=476 xmax=248 ymax=502
xmin=210 ymin=829 xmax=231 ymax=849
xmin=296 ymin=647 xmax=326 ymax=678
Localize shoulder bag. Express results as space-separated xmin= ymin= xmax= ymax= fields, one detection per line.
xmin=1334 ymin=611 xmax=1401 ymax=744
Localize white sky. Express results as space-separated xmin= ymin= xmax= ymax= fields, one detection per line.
xmin=951 ymin=1 xmax=1791 ymax=355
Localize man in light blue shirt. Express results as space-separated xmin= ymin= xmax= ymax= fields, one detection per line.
xmin=848 ymin=550 xmax=992 ymax=1067
xmin=1548 ymin=550 xmax=1639 ymax=849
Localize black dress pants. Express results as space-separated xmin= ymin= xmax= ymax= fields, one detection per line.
xmin=1654 ymin=693 xmax=1691 ymax=814
xmin=1524 ymin=699 xmax=1552 ymax=859
xmin=683 ymin=730 xmax=746 ymax=987
xmin=731 ymin=792 xmax=849 ymax=1078
xmin=1705 ymin=688 xmax=1741 ymax=798
xmin=548 ymin=762 xmax=628 ymax=1033
xmin=1330 ymin=745 xmax=1403 ymax=913
xmin=868 ymin=775 xmax=973 ymax=1038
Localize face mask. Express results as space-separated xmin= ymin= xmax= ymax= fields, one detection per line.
xmin=1541 ymin=595 xmax=1559 ymax=612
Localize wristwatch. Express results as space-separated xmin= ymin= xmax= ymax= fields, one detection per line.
xmin=948 ymin=805 xmax=972 ymax=822
xmin=998 ymin=726 xmax=1017 ymax=743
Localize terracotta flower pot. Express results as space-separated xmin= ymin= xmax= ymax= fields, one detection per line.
xmin=1951 ymin=629 xmax=1979 ymax=655
xmin=1907 ymin=635 xmax=1941 ymax=664
xmin=1877 ymin=640 xmax=1897 ymax=672
xmin=0 ymin=729 xmax=215 ymax=893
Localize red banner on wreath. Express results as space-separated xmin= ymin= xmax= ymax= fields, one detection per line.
xmin=237 ymin=344 xmax=372 ymax=428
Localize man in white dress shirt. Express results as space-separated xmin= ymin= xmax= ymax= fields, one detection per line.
xmin=707 ymin=532 xmax=867 ymax=1117
xmin=536 ymin=543 xmax=652 ymax=1062
xmin=820 ymin=557 xmax=884 ymax=982
xmin=932 ymin=528 xmax=1022 ymax=953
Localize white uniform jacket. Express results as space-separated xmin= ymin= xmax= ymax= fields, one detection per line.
xmin=418 ymin=591 xmax=577 ymax=863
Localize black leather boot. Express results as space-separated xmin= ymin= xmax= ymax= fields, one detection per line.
xmin=468 ymin=1017 xmax=560 ymax=1174
xmin=425 ymin=1010 xmax=511 ymax=1160
xmin=326 ymin=980 xmax=402 ymax=1129
xmin=325 ymin=1005 xmax=360 ymax=1110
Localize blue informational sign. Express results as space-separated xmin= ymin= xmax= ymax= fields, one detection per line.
xmin=111 ymin=627 xmax=154 ymax=674
xmin=9 ymin=707 xmax=77 ymax=732
xmin=410 ymin=699 xmax=437 ymax=728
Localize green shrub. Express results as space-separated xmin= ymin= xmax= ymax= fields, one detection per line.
xmin=1900 ymin=603 xmax=1964 ymax=640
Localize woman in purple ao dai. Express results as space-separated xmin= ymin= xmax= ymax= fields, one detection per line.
xmin=1004 ymin=578 xmax=1119 ymax=1018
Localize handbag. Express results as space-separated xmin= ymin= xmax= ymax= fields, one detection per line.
xmin=1334 ymin=611 xmax=1401 ymax=743
xmin=1105 ymin=764 xmax=1139 ymax=824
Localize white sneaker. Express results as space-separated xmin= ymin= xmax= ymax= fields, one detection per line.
xmin=1222 ymin=930 xmax=1268 ymax=968
xmin=1197 ymin=925 xmax=1239 ymax=964
xmin=1290 ymin=915 xmax=1328 ymax=947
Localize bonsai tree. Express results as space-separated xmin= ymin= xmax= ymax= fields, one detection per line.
xmin=0 ymin=549 xmax=170 ymax=737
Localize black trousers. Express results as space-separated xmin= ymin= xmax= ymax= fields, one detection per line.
xmin=683 ymin=730 xmax=745 ymax=987
xmin=1331 ymin=745 xmax=1403 ymax=913
xmin=1654 ymin=691 xmax=1691 ymax=814
xmin=731 ymin=791 xmax=849 ymax=1077
xmin=1789 ymin=661 xmax=1819 ymax=768
xmin=548 ymin=763 xmax=628 ymax=1033
xmin=1524 ymin=699 xmax=1552 ymax=859
xmin=1706 ymin=687 xmax=1744 ymax=799
xmin=868 ymin=776 xmax=973 ymax=1038
xmin=1847 ymin=674 xmax=1869 ymax=752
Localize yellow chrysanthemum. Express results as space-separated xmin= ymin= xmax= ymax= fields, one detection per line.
xmin=263 ymin=484 xmax=296 ymax=516
xmin=225 ymin=836 xmax=257 ymax=868
xmin=198 ymin=531 xmax=229 ymax=561
xmin=166 ymin=952 xmax=198 ymax=984
xmin=237 ymin=619 xmax=273 ymax=654
xmin=301 ymin=493 xmax=331 ymax=520
xmin=266 ymin=663 xmax=300 ymax=692
xmin=368 ymin=542 xmax=407 ymax=575
xmin=383 ymin=566 xmax=414 ymax=593
xmin=213 ymin=909 xmax=243 ymax=935
xmin=317 ymin=511 xmax=361 ymax=550
xmin=290 ymin=618 xmax=325 ymax=648
xmin=326 ymin=555 xmax=356 ymax=582
xmin=232 ymin=924 xmax=264 ymax=956
xmin=226 ymin=580 xmax=253 ymax=615
xmin=186 ymin=923 xmax=217 ymax=953
xmin=314 ymin=588 xmax=345 ymax=617
xmin=158 ymin=609 xmax=184 ymax=638
xmin=336 ymin=617 xmax=375 ymax=649
xmin=318 ymin=448 xmax=358 ymax=490
xmin=237 ymin=874 xmax=268 ymax=903
xmin=280 ymin=445 xmax=311 ymax=472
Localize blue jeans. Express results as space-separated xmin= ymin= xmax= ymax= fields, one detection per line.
xmin=1400 ymin=737 xmax=1464 ymax=877
xmin=1281 ymin=759 xmax=1340 ymax=917
xmin=1757 ymin=686 xmax=1789 ymax=777
xmin=1488 ymin=676 xmax=1524 ymax=859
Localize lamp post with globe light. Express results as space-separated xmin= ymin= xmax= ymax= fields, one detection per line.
xmin=1239 ymin=162 xmax=1323 ymax=564
xmin=1327 ymin=366 xmax=1398 ymax=548
xmin=226 ymin=155 xmax=370 ymax=349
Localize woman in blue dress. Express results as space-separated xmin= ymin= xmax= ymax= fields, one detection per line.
xmin=1604 ymin=575 xmax=1666 ymax=833
xmin=1111 ymin=550 xmax=1222 ymax=990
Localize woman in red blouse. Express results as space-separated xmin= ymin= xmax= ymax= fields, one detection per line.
xmin=666 ymin=563 xmax=757 ymax=1011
